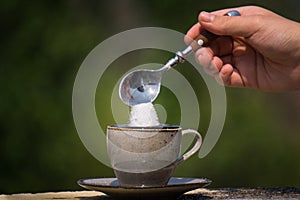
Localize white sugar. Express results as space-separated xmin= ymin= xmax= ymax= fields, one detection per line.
xmin=129 ymin=103 xmax=160 ymax=127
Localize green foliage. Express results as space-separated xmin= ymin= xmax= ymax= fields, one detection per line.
xmin=0 ymin=0 xmax=300 ymax=193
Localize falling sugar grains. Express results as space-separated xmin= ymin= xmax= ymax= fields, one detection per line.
xmin=129 ymin=103 xmax=160 ymax=127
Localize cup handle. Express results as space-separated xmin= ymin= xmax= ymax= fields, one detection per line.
xmin=176 ymin=129 xmax=202 ymax=165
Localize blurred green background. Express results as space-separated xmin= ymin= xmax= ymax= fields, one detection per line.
xmin=1 ymin=0 xmax=300 ymax=194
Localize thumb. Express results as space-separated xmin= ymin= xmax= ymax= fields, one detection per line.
xmin=198 ymin=11 xmax=261 ymax=38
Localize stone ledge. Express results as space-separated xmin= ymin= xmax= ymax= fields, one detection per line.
xmin=0 ymin=191 xmax=102 ymax=200
xmin=1 ymin=187 xmax=299 ymax=200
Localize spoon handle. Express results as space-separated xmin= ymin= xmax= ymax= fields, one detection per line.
xmin=164 ymin=10 xmax=240 ymax=70
xmin=189 ymin=10 xmax=241 ymax=51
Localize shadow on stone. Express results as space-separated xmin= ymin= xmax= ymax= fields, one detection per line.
xmin=78 ymin=195 xmax=114 ymax=200
xmin=179 ymin=193 xmax=213 ymax=200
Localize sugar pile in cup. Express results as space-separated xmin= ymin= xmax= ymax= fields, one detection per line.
xmin=129 ymin=102 xmax=159 ymax=127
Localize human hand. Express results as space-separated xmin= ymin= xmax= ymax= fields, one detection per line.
xmin=186 ymin=6 xmax=300 ymax=92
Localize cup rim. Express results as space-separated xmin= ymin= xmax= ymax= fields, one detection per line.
xmin=107 ymin=124 xmax=181 ymax=131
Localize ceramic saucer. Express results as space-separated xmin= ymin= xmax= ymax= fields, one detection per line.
xmin=77 ymin=177 xmax=211 ymax=199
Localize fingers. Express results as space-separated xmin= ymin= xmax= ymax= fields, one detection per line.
xmin=195 ymin=47 xmax=231 ymax=77
xmin=198 ymin=11 xmax=262 ymax=38
xmin=194 ymin=36 xmax=233 ymax=70
xmin=186 ymin=6 xmax=278 ymax=43
xmin=195 ymin=48 xmax=219 ymax=76
xmin=195 ymin=47 xmax=245 ymax=88
xmin=209 ymin=6 xmax=276 ymax=17
xmin=185 ymin=23 xmax=201 ymax=44
xmin=218 ymin=64 xmax=245 ymax=87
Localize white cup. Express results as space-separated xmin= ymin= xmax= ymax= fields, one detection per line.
xmin=107 ymin=124 xmax=202 ymax=187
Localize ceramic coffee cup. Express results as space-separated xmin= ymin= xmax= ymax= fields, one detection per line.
xmin=107 ymin=124 xmax=202 ymax=187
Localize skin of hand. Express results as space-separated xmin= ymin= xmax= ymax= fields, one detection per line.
xmin=186 ymin=6 xmax=300 ymax=92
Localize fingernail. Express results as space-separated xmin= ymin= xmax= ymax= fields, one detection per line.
xmin=197 ymin=54 xmax=202 ymax=63
xmin=200 ymin=11 xmax=215 ymax=22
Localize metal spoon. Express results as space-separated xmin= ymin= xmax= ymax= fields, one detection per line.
xmin=119 ymin=10 xmax=240 ymax=106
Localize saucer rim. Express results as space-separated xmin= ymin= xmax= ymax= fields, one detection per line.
xmin=77 ymin=177 xmax=212 ymax=189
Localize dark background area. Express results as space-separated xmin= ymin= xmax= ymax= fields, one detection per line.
xmin=1 ymin=0 xmax=300 ymax=194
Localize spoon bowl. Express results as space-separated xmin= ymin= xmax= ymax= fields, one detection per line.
xmin=119 ymin=68 xmax=165 ymax=106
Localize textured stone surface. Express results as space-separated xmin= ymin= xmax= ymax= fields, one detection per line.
xmin=1 ymin=188 xmax=300 ymax=200
xmin=186 ymin=187 xmax=300 ymax=199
